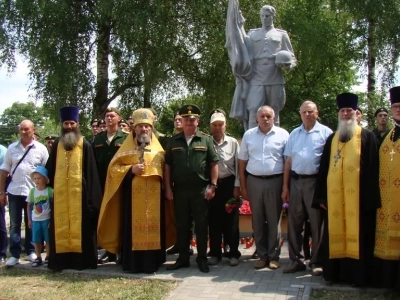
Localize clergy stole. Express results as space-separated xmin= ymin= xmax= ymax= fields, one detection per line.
xmin=327 ymin=126 xmax=361 ymax=259
xmin=97 ymin=133 xmax=165 ymax=253
xmin=374 ymin=130 xmax=400 ymax=260
xmin=53 ymin=138 xmax=84 ymax=253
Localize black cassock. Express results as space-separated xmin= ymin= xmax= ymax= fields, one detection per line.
xmin=46 ymin=138 xmax=102 ymax=271
xmin=312 ymin=128 xmax=380 ymax=286
xmin=120 ymin=172 xmax=166 ymax=274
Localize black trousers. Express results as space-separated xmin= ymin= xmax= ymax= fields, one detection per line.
xmin=208 ymin=176 xmax=240 ymax=259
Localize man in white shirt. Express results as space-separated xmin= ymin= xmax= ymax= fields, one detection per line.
xmin=281 ymin=101 xmax=332 ymax=276
xmin=238 ymin=106 xmax=289 ymax=270
xmin=0 ymin=120 xmax=49 ymax=266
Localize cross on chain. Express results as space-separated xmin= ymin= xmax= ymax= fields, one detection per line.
xmin=136 ymin=145 xmax=151 ymax=164
xmin=334 ymin=149 xmax=341 ymax=166
xmin=390 ymin=149 xmax=396 ymax=162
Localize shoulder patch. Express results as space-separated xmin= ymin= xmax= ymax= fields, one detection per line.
xmin=201 ymin=131 xmax=210 ymax=136
xmin=172 ymin=147 xmax=183 ymax=151
xmin=94 ymin=144 xmax=104 ymax=148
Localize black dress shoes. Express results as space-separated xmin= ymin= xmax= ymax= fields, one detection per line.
xmin=198 ymin=261 xmax=209 ymax=273
xmin=166 ymin=261 xmax=190 ymax=271
xmin=167 ymin=246 xmax=194 ymax=256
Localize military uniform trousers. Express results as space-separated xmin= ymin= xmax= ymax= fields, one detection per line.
xmin=173 ymin=184 xmax=209 ymax=264
xmin=208 ymin=175 xmax=240 ymax=259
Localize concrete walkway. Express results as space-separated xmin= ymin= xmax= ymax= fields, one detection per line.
xmin=5 ymin=207 xmax=327 ymax=299
xmin=12 ymin=241 xmax=325 ymax=300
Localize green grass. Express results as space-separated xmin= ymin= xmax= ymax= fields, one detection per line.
xmin=0 ymin=266 xmax=176 ymax=300
xmin=311 ymin=289 xmax=400 ymax=299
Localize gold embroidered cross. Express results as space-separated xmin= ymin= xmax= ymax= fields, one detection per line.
xmin=390 ymin=149 xmax=396 ymax=161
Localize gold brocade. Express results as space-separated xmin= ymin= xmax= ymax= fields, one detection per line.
xmin=53 ymin=138 xmax=83 ymax=253
xmin=97 ymin=133 xmax=164 ymax=253
xmin=327 ymin=126 xmax=361 ymax=259
xmin=374 ymin=130 xmax=400 ymax=260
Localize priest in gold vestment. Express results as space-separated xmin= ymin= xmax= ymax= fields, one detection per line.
xmin=373 ymin=86 xmax=400 ymax=289
xmin=313 ymin=93 xmax=380 ymax=286
xmin=46 ymin=106 xmax=102 ymax=271
xmin=97 ymin=108 xmax=167 ymax=274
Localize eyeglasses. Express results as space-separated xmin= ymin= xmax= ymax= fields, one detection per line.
xmin=392 ymin=105 xmax=400 ymax=111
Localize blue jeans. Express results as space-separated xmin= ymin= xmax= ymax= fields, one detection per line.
xmin=0 ymin=205 xmax=7 ymax=258
xmin=8 ymin=194 xmax=34 ymax=258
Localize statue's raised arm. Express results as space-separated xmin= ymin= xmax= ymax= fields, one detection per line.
xmin=226 ymin=3 xmax=296 ymax=129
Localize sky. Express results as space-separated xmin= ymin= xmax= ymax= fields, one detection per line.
xmin=1 ymin=56 xmax=400 ymax=116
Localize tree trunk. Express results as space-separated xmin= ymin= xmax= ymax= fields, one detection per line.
xmin=366 ymin=18 xmax=376 ymax=128
xmin=93 ymin=21 xmax=111 ymax=118
xmin=143 ymin=85 xmax=151 ymax=108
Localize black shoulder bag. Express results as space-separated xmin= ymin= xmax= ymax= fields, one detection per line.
xmin=5 ymin=145 xmax=34 ymax=191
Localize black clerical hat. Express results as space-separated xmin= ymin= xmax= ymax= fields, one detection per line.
xmin=336 ymin=93 xmax=358 ymax=110
xmin=389 ymin=86 xmax=400 ymax=104
xmin=60 ymin=106 xmax=79 ymax=122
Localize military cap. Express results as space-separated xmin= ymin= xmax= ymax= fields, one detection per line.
xmin=118 ymin=119 xmax=129 ymax=125
xmin=34 ymin=132 xmax=41 ymax=139
xmin=97 ymin=119 xmax=106 ymax=126
xmin=374 ymin=108 xmax=388 ymax=117
xmin=131 ymin=108 xmax=154 ymax=127
xmin=179 ymin=104 xmax=201 ymax=118
xmin=356 ymin=107 xmax=362 ymax=114
xmin=104 ymin=107 xmax=121 ymax=117
xmin=90 ymin=118 xmax=99 ymax=126
xmin=44 ymin=134 xmax=58 ymax=141
xmin=389 ymin=86 xmax=400 ymax=105
xmin=336 ymin=93 xmax=358 ymax=110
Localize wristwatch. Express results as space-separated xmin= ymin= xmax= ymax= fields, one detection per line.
xmin=210 ymin=183 xmax=218 ymax=189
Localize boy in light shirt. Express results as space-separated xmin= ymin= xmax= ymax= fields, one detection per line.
xmin=27 ymin=166 xmax=53 ymax=267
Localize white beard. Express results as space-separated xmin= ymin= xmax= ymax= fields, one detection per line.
xmin=337 ymin=115 xmax=357 ymax=142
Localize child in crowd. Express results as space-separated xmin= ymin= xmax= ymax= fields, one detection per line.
xmin=27 ymin=166 xmax=52 ymax=267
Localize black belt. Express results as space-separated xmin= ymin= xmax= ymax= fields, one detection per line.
xmin=248 ymin=173 xmax=282 ymax=180
xmin=291 ymin=171 xmax=317 ymax=180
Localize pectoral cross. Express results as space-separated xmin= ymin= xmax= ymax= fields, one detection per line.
xmin=390 ymin=149 xmax=396 ymax=162
xmin=333 ymin=149 xmax=341 ymax=166
xmin=136 ymin=143 xmax=151 ymax=164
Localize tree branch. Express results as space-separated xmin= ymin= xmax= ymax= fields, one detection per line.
xmin=108 ymin=82 xmax=141 ymax=102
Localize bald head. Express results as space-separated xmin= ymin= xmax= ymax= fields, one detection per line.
xmin=19 ymin=120 xmax=35 ymax=143
xmin=300 ymin=100 xmax=319 ymax=130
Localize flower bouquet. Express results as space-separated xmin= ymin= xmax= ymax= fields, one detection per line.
xmin=225 ymin=198 xmax=240 ymax=213
xmin=282 ymin=202 xmax=289 ymax=217
xmin=239 ymin=199 xmax=252 ymax=215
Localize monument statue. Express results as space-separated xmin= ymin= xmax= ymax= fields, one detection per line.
xmin=226 ymin=1 xmax=296 ymax=129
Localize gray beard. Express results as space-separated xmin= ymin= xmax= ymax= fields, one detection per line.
xmin=137 ymin=133 xmax=151 ymax=146
xmin=60 ymin=128 xmax=82 ymax=151
xmin=337 ymin=116 xmax=357 ymax=143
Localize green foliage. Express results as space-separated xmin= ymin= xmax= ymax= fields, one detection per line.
xmin=0 ymin=102 xmax=49 ymax=145
xmin=1 ymin=0 xmax=397 ymax=133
